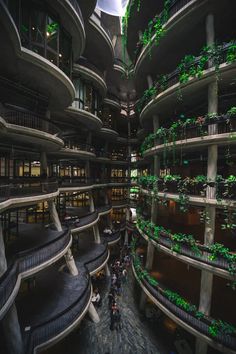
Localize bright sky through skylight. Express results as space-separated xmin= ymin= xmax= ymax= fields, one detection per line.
xmin=97 ymin=0 xmax=130 ymax=16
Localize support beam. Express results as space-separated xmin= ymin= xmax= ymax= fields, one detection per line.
xmin=93 ymin=224 xmax=101 ymax=244
xmin=0 ymin=223 xmax=23 ymax=354
xmin=88 ymin=302 xmax=100 ymax=323
xmin=40 ymin=151 xmax=48 ymax=177
xmin=48 ymin=200 xmax=62 ymax=232
xmin=64 ymin=248 xmax=79 ymax=276
xmin=89 ymin=192 xmax=95 ymax=212
xmin=197 ymin=15 xmax=217 ymax=354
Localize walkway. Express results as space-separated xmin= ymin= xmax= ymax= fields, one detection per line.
xmin=45 ymin=268 xmax=170 ymax=354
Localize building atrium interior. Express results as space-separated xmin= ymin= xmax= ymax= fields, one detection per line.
xmin=0 ymin=0 xmax=236 ymax=353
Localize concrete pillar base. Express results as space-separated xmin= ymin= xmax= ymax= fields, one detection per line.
xmin=196 ymin=338 xmax=208 ymax=354
xmin=65 ymin=249 xmax=78 ymax=276
xmin=88 ymin=303 xmax=100 ymax=323
xmin=105 ymin=264 xmax=110 ymax=277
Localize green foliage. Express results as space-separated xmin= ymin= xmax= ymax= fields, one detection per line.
xmin=209 ymin=320 xmax=236 ymax=338
xmin=140 ymin=106 xmax=236 ymax=156
xmin=138 ymin=41 xmax=236 ymax=115
xmin=137 ymin=214 xmax=236 ymax=276
xmin=226 ymin=41 xmax=236 ymax=63
xmin=132 ymin=246 xmax=236 ymax=337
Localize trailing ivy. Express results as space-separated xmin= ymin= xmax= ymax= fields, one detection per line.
xmin=136 ymin=215 xmax=236 ymax=276
xmin=137 ymin=41 xmax=236 ymax=114
xmin=140 ymin=107 xmax=236 ymax=156
xmin=132 ymin=249 xmax=236 ymax=338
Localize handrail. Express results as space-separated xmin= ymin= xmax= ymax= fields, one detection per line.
xmin=142 ymin=113 xmax=236 ymax=153
xmin=67 ymin=0 xmax=84 ymax=25
xmin=77 ymin=57 xmax=104 ymax=79
xmin=137 ymin=223 xmax=235 ymax=274
xmin=134 ymin=0 xmax=195 ymax=62
xmin=25 ymin=276 xmax=90 ymax=353
xmin=133 ymin=260 xmax=236 ymax=350
xmin=0 ymin=110 xmax=61 ymax=135
xmin=138 ymin=178 xmax=236 ymax=201
xmin=91 ymin=11 xmax=112 ymax=41
xmin=139 ymin=43 xmax=232 ymax=113
xmin=0 ymin=181 xmax=58 ymax=203
xmin=64 ymin=142 xmax=96 ymax=153
xmin=0 ymin=229 xmax=70 ymax=318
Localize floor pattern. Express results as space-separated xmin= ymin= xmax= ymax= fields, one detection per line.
xmin=46 ymin=270 xmax=170 ymax=354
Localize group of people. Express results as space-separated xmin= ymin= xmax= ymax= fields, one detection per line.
xmin=108 ymin=246 xmax=131 ymax=331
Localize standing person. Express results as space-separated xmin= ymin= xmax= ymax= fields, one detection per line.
xmin=115 ymin=309 xmax=122 ymax=331
xmin=108 ymin=289 xmax=115 ymax=309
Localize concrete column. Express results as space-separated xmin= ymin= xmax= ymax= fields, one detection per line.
xmin=64 ymin=248 xmax=78 ymax=276
xmin=0 ymin=223 xmax=23 ymax=354
xmin=206 ymin=14 xmax=215 ymax=68
xmin=145 ymin=115 xmax=160 ymax=271
xmin=124 ymin=207 xmax=130 ymax=245
xmin=105 ymin=264 xmax=110 ymax=277
xmin=93 ymin=224 xmax=101 ymax=244
xmin=85 ymin=161 xmax=90 ymax=182
xmin=197 ymin=15 xmax=217 ymax=354
xmin=0 ymin=222 xmax=7 ymax=275
xmin=147 ymin=75 xmax=153 ymax=89
xmin=48 ymin=200 xmax=62 ymax=232
xmin=88 ymin=302 xmax=100 ymax=323
xmin=89 ymin=192 xmax=95 ymax=212
xmin=40 ymin=151 xmax=48 ymax=177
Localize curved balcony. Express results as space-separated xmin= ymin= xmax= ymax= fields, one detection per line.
xmin=67 ymin=210 xmax=100 ymax=233
xmin=139 ymin=178 xmax=236 ymax=208
xmin=0 ymin=3 xmax=75 ymax=110
xmin=98 ymin=127 xmax=119 ymax=140
xmin=75 ymin=242 xmax=109 ymax=275
xmin=96 ymin=204 xmax=113 ymax=216
xmin=74 ymin=58 xmax=107 ymax=98
xmin=101 ymin=229 xmax=121 ymax=246
xmin=20 ymin=267 xmax=91 ymax=354
xmin=137 ymin=222 xmax=236 ymax=281
xmin=0 ymin=179 xmax=59 ymax=212
xmin=132 ymin=258 xmax=236 ymax=354
xmin=112 ymin=199 xmax=129 ymax=209
xmin=143 ymin=113 xmax=236 ymax=158
xmin=109 ymin=177 xmax=132 ymax=186
xmin=0 ymin=110 xmax=63 ymax=151
xmin=78 ymin=0 xmax=97 ymax=18
xmin=65 ymin=104 xmax=103 ymax=131
xmin=139 ymin=44 xmax=236 ymax=127
xmin=134 ymin=0 xmax=204 ymax=90
xmin=44 ymin=0 xmax=85 ymax=61
xmin=51 ymin=143 xmax=96 ymax=160
xmin=86 ymin=12 xmax=114 ymax=70
xmin=0 ymin=226 xmax=71 ymax=320
xmin=104 ymin=93 xmax=121 ymax=111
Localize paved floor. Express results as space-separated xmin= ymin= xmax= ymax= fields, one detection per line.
xmin=44 ymin=269 xmax=170 ymax=354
